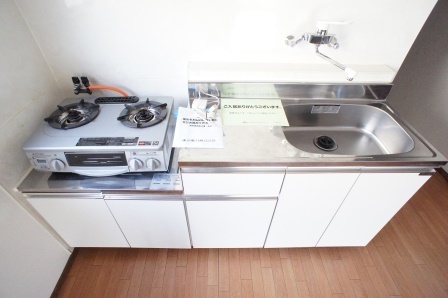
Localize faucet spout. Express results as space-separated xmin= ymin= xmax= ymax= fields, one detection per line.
xmin=315 ymin=46 xmax=357 ymax=81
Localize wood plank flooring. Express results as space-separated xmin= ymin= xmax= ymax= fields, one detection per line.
xmin=54 ymin=172 xmax=448 ymax=297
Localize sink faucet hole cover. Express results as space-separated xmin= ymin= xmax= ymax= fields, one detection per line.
xmin=314 ymin=135 xmax=338 ymax=151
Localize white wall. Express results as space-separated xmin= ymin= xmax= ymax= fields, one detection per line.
xmin=388 ymin=0 xmax=448 ymax=172
xmin=0 ymin=0 xmax=70 ymax=297
xmin=15 ymin=0 xmax=436 ymax=105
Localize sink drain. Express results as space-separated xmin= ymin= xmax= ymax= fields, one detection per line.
xmin=314 ymin=136 xmax=338 ymax=151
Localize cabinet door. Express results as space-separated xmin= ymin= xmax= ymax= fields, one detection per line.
xmin=28 ymin=197 xmax=129 ymax=247
xmin=106 ymin=199 xmax=191 ymax=248
xmin=265 ymin=172 xmax=360 ymax=247
xmin=186 ymin=198 xmax=277 ymax=248
xmin=317 ymin=172 xmax=430 ymax=247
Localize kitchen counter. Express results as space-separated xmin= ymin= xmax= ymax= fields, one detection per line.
xmin=179 ymin=82 xmax=447 ymax=169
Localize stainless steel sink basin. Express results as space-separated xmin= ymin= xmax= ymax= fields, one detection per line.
xmin=282 ymin=103 xmax=415 ymax=156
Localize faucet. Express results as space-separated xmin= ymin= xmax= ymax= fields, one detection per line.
xmin=285 ymin=21 xmax=341 ymax=48
xmin=315 ymin=45 xmax=357 ymax=81
xmin=285 ymin=21 xmax=357 ymax=81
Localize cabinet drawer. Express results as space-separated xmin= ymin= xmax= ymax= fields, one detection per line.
xmin=181 ymin=170 xmax=285 ymax=195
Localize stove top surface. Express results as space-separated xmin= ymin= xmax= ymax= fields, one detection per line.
xmin=26 ymin=96 xmax=174 ymax=151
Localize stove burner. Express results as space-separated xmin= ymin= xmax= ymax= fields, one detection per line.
xmin=133 ymin=109 xmax=155 ymax=123
xmin=44 ymin=99 xmax=100 ymax=130
xmin=117 ymin=99 xmax=168 ymax=128
xmin=66 ymin=110 xmax=84 ymax=123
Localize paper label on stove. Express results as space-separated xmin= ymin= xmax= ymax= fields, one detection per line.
xmin=221 ymin=99 xmax=289 ymax=126
xmin=150 ymin=174 xmax=182 ymax=190
xmin=173 ymin=107 xmax=224 ymax=148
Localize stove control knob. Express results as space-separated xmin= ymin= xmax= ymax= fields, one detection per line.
xmin=50 ymin=159 xmax=66 ymax=171
xmin=146 ymin=158 xmax=161 ymax=171
xmin=129 ymin=158 xmax=144 ymax=171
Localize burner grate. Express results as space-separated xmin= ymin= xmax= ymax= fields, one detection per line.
xmin=117 ymin=99 xmax=168 ymax=128
xmin=44 ymin=99 xmax=100 ymax=130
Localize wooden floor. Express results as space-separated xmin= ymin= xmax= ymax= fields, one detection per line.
xmin=55 ymin=172 xmax=448 ymax=297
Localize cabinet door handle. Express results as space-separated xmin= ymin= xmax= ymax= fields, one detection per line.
xmin=185 ymin=195 xmax=278 ymax=201
xmin=25 ymin=193 xmax=103 ymax=199
xmin=181 ymin=167 xmax=286 ymax=174
xmin=419 ymin=172 xmax=435 ymax=176
xmin=104 ymin=195 xmax=183 ymax=201
xmin=286 ymin=167 xmax=362 ymax=173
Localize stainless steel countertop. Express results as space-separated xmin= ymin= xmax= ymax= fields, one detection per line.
xmin=178 ymin=123 xmax=446 ymax=168
xmin=179 ymin=83 xmax=447 ymax=168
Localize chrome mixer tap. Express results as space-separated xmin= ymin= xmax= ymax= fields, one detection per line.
xmin=285 ymin=21 xmax=357 ymax=81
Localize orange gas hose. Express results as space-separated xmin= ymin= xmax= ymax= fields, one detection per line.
xmin=88 ymin=85 xmax=128 ymax=97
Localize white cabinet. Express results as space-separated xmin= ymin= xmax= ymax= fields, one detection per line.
xmin=181 ymin=168 xmax=284 ymax=248
xmin=27 ymin=194 xmax=129 ymax=247
xmin=28 ymin=169 xmax=430 ymax=248
xmin=186 ymin=198 xmax=277 ymax=248
xmin=105 ymin=196 xmax=191 ymax=248
xmin=265 ymin=172 xmax=360 ymax=248
xmin=317 ymin=172 xmax=431 ymax=247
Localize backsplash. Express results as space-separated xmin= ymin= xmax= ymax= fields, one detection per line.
xmin=15 ymin=0 xmax=436 ymax=104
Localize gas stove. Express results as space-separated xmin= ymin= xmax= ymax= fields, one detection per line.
xmin=23 ymin=96 xmax=175 ymax=177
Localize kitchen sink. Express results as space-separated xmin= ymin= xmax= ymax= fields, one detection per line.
xmin=281 ymin=103 xmax=415 ymax=156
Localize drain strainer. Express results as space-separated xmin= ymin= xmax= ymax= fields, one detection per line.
xmin=314 ymin=136 xmax=338 ymax=151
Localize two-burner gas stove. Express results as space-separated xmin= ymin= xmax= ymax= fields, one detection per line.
xmin=23 ymin=96 xmax=175 ymax=177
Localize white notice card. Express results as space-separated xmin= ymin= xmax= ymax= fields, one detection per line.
xmin=173 ymin=107 xmax=224 ymax=148
xmin=221 ymin=99 xmax=289 ymax=126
